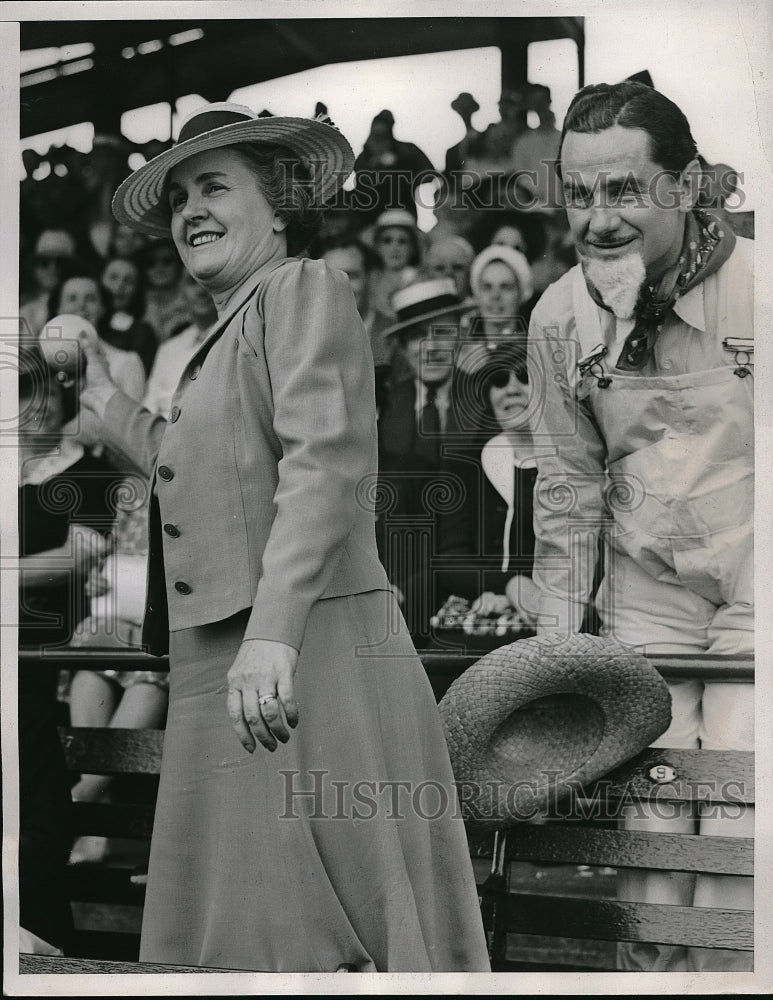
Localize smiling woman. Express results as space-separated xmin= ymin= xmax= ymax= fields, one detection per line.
xmin=77 ymin=101 xmax=490 ymax=974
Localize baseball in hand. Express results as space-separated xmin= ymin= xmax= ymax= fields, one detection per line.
xmin=39 ymin=314 xmax=99 ymax=380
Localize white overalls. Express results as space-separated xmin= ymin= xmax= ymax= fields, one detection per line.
xmin=529 ymin=240 xmax=754 ymax=971
xmin=581 ymin=261 xmax=753 ymax=971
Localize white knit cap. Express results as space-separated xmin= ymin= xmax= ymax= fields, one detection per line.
xmin=470 ymin=245 xmax=534 ymax=303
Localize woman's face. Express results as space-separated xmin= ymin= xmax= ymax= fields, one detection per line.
xmin=477 ymin=261 xmax=522 ymax=322
xmin=144 ymin=245 xmax=180 ymax=291
xmin=59 ymin=277 xmax=105 ymax=327
xmin=376 ymin=226 xmax=413 ymax=271
xmin=489 ymin=370 xmax=529 ymax=431
xmin=491 ymin=225 xmax=527 ymax=255
xmin=102 ymin=259 xmax=138 ymax=311
xmin=168 ymin=148 xmax=286 ymax=296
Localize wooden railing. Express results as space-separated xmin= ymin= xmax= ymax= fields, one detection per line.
xmin=17 ymin=646 xmax=754 ymax=974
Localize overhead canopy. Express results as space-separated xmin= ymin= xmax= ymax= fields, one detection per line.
xmin=20 ymin=16 xmax=584 ymax=138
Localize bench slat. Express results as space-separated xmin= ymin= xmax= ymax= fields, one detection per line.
xmin=506 ymin=826 xmax=754 ymax=876
xmin=59 ymin=727 xmax=163 ymax=775
xmin=72 ymin=801 xmax=155 ymax=839
xmin=595 ymin=748 xmax=754 ymax=803
xmin=495 ymin=892 xmax=753 ymax=950
xmin=66 ymin=864 xmax=146 ymax=905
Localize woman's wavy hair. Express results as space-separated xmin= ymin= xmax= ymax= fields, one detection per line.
xmin=229 ymin=141 xmax=326 ymax=257
xmin=558 ymin=81 xmax=698 ymax=178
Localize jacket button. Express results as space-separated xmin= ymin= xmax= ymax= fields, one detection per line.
xmin=163 ymin=523 xmax=180 ymax=538
xmin=190 ymin=364 xmax=201 ymax=380
xmin=158 ymin=465 xmax=174 ymax=481
xmin=170 ymin=406 xmax=181 ymax=422
xmin=174 ymin=581 xmax=192 ymax=595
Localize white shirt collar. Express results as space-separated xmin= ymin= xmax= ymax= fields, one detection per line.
xmin=672 ymin=280 xmax=706 ymax=332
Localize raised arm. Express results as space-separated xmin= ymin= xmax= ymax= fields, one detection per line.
xmin=79 ymin=337 xmax=167 ymax=477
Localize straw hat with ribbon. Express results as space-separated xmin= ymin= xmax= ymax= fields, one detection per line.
xmin=112 ymin=102 xmax=355 ymax=237
xmin=439 ymin=633 xmax=672 ymax=827
xmin=382 ymin=277 xmax=472 ymax=341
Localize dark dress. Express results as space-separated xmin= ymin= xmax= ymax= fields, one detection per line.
xmin=437 ymin=441 xmax=537 ymax=602
xmin=18 ymin=451 xmax=126 ymax=950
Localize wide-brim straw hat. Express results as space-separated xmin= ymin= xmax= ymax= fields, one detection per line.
xmin=112 ymin=102 xmax=355 ymax=238
xmin=439 ymin=633 xmax=672 ymax=827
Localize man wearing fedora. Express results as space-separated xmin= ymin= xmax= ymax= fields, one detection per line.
xmin=526 ymin=81 xmax=753 ymax=972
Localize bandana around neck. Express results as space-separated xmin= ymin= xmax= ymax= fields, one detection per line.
xmin=613 ymin=208 xmax=736 ymax=371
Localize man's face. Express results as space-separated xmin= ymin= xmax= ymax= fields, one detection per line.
xmin=401 ymin=314 xmax=458 ymax=386
xmin=561 ymin=125 xmax=692 ymax=283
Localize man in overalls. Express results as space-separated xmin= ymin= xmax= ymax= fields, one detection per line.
xmin=526 ymin=81 xmax=753 ymax=971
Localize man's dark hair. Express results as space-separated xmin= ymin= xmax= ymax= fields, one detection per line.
xmin=558 ymin=81 xmax=698 ymax=176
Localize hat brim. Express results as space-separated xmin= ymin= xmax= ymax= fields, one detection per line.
xmin=112 ymin=117 xmax=355 ymax=237
xmin=439 ymin=633 xmax=672 ymax=827
xmin=383 ymin=301 xmax=474 ymax=340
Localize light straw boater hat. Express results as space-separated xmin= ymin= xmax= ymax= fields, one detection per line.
xmin=439 ymin=633 xmax=672 ymax=827
xmin=112 ymin=102 xmax=355 ymax=237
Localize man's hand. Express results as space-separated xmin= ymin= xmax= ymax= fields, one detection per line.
xmin=226 ymin=638 xmax=299 ymax=753
xmin=505 ymin=574 xmax=541 ymax=627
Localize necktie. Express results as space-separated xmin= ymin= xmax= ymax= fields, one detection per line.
xmin=417 ymin=383 xmax=441 ymax=467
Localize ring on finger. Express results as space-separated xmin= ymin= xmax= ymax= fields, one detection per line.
xmin=258 ymin=694 xmax=278 ymax=707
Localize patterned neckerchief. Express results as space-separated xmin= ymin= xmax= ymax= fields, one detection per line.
xmin=613 ymin=209 xmax=736 ymax=371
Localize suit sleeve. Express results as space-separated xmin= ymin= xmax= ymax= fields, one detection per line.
xmin=527 ymin=311 xmax=608 ymax=635
xmin=100 ymin=390 xmax=167 ymax=478
xmin=243 ymin=260 xmax=377 ymax=650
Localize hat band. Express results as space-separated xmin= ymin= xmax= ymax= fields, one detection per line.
xmin=178 ymin=109 xmax=254 ymax=143
xmin=395 ymin=293 xmax=460 ymax=325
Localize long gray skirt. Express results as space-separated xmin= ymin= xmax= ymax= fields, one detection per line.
xmin=139 ymin=589 xmax=490 ymax=972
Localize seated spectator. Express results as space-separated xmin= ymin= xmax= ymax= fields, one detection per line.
xmin=444 ymin=92 xmax=482 ymax=177
xmin=110 ymin=222 xmax=148 ymax=260
xmin=509 ymin=84 xmax=562 ymax=209
xmin=490 ymin=222 xmax=529 ymax=255
xmin=18 ymin=343 xmax=112 ymax=954
xmin=141 ymin=273 xmax=218 ymax=417
xmin=350 ymin=109 xmax=435 ymax=224
xmin=46 ymin=270 xmax=145 ymax=402
xmin=138 ymin=239 xmax=191 ymax=343
xmin=437 ymin=343 xmax=540 ymax=625
xmin=461 ymin=244 xmax=536 ymax=352
xmin=100 ymin=255 xmax=159 ymax=376
xmin=19 ymin=228 xmax=77 ymax=338
xmin=376 ymin=281 xmax=469 ymax=641
xmin=367 ymin=209 xmax=422 ymax=320
xmin=69 ymin=478 xmax=169 ymax=864
xmin=422 ymin=235 xmax=476 ymax=301
xmin=465 ymin=87 xmax=528 ymax=177
xmin=377 ymin=277 xmax=468 ymax=471
xmin=322 ymin=240 xmax=394 ymax=366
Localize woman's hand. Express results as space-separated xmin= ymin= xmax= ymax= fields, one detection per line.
xmin=470 ymin=591 xmax=511 ymax=617
xmin=505 ymin=574 xmax=541 ymax=627
xmin=226 ymin=638 xmax=299 ymax=753
xmin=79 ymin=334 xmax=118 ymax=422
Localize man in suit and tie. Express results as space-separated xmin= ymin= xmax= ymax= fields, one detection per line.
xmin=376 ymin=278 xmax=471 ymax=640
xmin=377 ymin=277 xmax=470 ymax=470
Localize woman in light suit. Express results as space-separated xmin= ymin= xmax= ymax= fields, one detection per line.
xmin=79 ymin=102 xmax=489 ymax=973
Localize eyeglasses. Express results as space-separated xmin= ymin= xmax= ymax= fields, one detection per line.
xmin=488 ymin=366 xmax=528 ymax=388
xmin=33 ymin=255 xmax=64 ymax=268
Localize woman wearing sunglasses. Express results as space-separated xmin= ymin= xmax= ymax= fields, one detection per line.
xmin=438 ymin=342 xmax=541 ymax=627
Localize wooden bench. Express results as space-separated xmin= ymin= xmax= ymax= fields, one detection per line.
xmin=16 ymin=649 xmax=753 ymax=974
